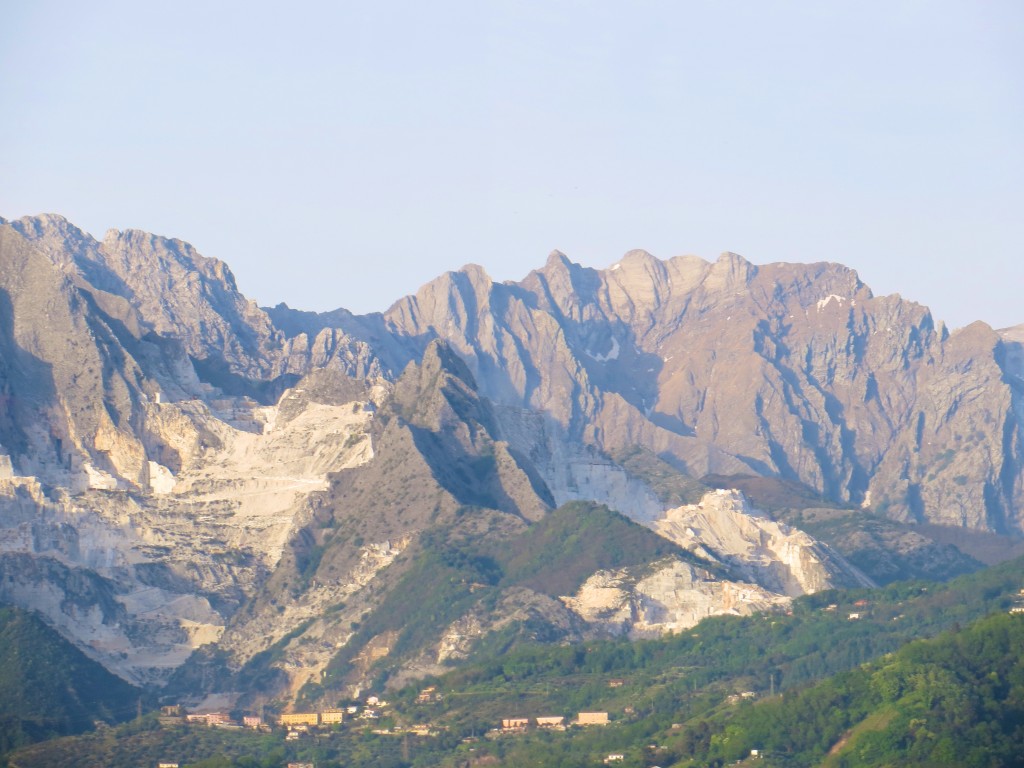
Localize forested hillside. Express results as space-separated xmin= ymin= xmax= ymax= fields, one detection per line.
xmin=9 ymin=558 xmax=1024 ymax=767
xmin=672 ymin=611 xmax=1024 ymax=767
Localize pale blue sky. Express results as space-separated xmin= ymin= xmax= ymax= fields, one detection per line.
xmin=2 ymin=1 xmax=1021 ymax=329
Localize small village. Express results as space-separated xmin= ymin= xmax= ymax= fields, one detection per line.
xmin=158 ymin=693 xmax=404 ymax=742
xmin=147 ymin=685 xmax=628 ymax=768
xmin=158 ymin=686 xmax=615 ymax=740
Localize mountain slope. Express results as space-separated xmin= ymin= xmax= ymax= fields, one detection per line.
xmin=672 ymin=610 xmax=1024 ymax=767
xmin=0 ymin=604 xmax=139 ymax=755
xmin=191 ymin=344 xmax=838 ymax=705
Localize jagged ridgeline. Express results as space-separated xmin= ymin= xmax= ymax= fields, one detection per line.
xmin=1 ymin=212 xmax=1024 ymax=712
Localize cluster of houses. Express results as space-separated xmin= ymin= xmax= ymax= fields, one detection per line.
xmin=160 ymin=692 xmax=454 ymax=745
xmin=1009 ymin=589 xmax=1024 ymax=613
xmin=161 ymin=694 xmax=393 ymax=739
xmin=726 ymin=691 xmax=757 ymax=705
xmin=279 ymin=709 xmax=347 ymax=740
xmin=415 ymin=685 xmax=443 ymax=703
xmin=497 ymin=711 xmax=609 ymax=733
xmin=160 ymin=705 xmax=269 ymax=732
xmin=822 ymin=598 xmax=872 ymax=620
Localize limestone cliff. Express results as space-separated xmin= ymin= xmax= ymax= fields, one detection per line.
xmin=560 ymin=559 xmax=791 ymax=637
xmin=652 ymin=489 xmax=873 ymax=596
xmin=376 ymin=250 xmax=1024 ymax=533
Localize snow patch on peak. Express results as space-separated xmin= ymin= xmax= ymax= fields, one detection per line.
xmin=586 ymin=336 xmax=620 ymax=362
xmin=817 ymin=294 xmax=847 ymax=311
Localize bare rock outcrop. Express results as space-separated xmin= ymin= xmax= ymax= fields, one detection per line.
xmin=652 ymin=489 xmax=873 ymax=596
xmin=560 ymin=558 xmax=790 ymax=638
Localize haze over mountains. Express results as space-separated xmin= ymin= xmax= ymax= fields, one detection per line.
xmin=1 ymin=213 xmax=1022 ymax=710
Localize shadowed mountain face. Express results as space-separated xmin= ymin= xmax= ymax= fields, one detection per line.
xmin=0 ymin=212 xmax=1019 ymax=706
xmin=379 ymin=251 xmax=1024 ymax=533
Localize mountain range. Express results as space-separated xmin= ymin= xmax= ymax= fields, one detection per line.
xmin=1 ymin=213 xmax=1022 ymax=713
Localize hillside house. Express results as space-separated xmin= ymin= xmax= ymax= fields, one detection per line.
xmin=501 ymin=718 xmax=529 ymax=730
xmin=577 ymin=712 xmax=610 ymax=726
xmin=417 ymin=686 xmax=442 ymax=703
xmin=536 ymin=716 xmax=565 ymax=729
xmin=728 ymin=691 xmax=757 ymax=704
xmin=321 ymin=709 xmax=345 ymax=724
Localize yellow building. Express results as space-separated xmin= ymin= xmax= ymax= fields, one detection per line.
xmin=577 ymin=712 xmax=609 ymax=725
xmin=321 ymin=709 xmax=345 ymax=724
xmin=280 ymin=712 xmax=320 ymax=727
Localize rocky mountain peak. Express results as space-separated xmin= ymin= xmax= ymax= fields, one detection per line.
xmin=457 ymin=262 xmax=492 ymax=284
xmin=9 ymin=212 xmax=81 ymax=239
xmin=101 ymin=227 xmax=240 ymax=292
xmin=522 ymin=250 xmax=602 ymax=322
xmin=604 ymin=249 xmax=671 ymax=316
xmin=393 ymin=340 xmax=489 ymax=436
xmin=703 ymin=250 xmax=756 ymax=291
xmin=6 ymin=213 xmax=101 ymax=278
xmin=417 ymin=339 xmax=479 ymax=394
xmin=545 ymin=249 xmax=571 ymax=268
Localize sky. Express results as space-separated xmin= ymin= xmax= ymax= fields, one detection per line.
xmin=1 ymin=1 xmax=1022 ymax=329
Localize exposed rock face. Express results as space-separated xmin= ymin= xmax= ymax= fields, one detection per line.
xmin=0 ymin=285 xmax=380 ymax=687
xmin=652 ymin=489 xmax=873 ymax=596
xmin=0 ymin=221 xmax=207 ymax=493
xmin=561 ymin=559 xmax=791 ymax=637
xmin=7 ymin=214 xmax=279 ymax=380
xmin=6 ymin=214 xmax=398 ymax=392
